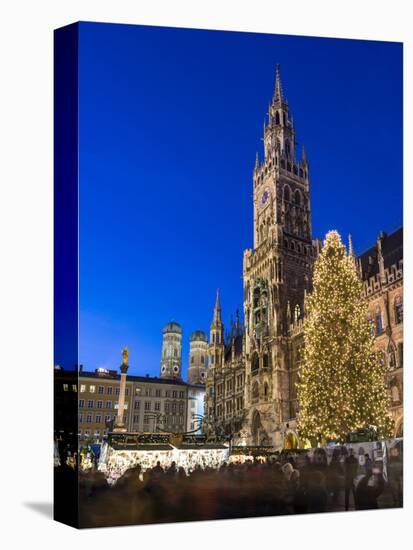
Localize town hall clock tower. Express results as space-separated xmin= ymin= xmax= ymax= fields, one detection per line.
xmin=242 ymin=66 xmax=315 ymax=448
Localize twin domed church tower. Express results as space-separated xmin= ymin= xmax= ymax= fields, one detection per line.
xmin=160 ymin=321 xmax=209 ymax=385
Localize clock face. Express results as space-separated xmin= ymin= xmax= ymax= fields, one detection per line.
xmin=260 ymin=188 xmax=270 ymax=207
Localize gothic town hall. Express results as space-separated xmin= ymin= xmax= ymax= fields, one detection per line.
xmin=203 ymin=66 xmax=403 ymax=449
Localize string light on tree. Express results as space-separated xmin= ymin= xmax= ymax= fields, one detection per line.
xmin=297 ymin=230 xmax=393 ymax=445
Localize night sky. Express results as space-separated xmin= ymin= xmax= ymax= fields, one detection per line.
xmin=75 ymin=22 xmax=402 ymax=377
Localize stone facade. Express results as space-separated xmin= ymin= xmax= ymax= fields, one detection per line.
xmin=358 ymin=229 xmax=403 ymax=436
xmin=204 ymin=66 xmax=403 ymax=448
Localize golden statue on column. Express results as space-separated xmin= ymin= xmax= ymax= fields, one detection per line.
xmin=113 ymin=347 xmax=130 ymax=432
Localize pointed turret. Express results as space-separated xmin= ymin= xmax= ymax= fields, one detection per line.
xmin=255 ymin=151 xmax=259 ymax=170
xmin=348 ymin=234 xmax=355 ymax=257
xmin=301 ymin=144 xmax=307 ymax=164
xmin=286 ymin=301 xmax=291 ymax=327
xmin=209 ymin=289 xmax=224 ymax=369
xmin=235 ymin=308 xmax=240 ymax=333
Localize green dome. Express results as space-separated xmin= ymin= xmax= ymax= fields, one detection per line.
xmin=190 ymin=330 xmax=208 ymax=343
xmin=163 ymin=321 xmax=182 ymax=334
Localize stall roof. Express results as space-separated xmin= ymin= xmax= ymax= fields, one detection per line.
xmin=110 ymin=443 xmax=174 ymax=451
xmin=176 ymin=444 xmax=228 ymax=450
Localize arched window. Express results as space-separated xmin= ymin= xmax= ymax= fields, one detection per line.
xmin=275 ymin=111 xmax=280 ymax=125
xmin=389 ymin=347 xmax=396 ymax=369
xmin=260 ymin=225 xmax=264 ymax=244
xmin=398 ymin=342 xmax=403 ymax=368
xmin=285 ymin=214 xmax=291 ymax=233
xmin=252 ymin=382 xmax=259 ymax=400
xmin=294 ymin=304 xmax=301 ymax=323
xmin=293 ymin=164 xmax=298 ymax=175
xmin=251 ymin=352 xmax=259 ymax=374
xmin=391 ymin=385 xmax=400 ymax=403
xmin=287 ymin=162 xmax=292 ymax=172
xmin=294 ymin=190 xmax=301 ymax=206
xmin=283 ymin=113 xmax=287 ymax=126
xmin=264 ymin=383 xmax=269 ymax=400
xmin=263 ymin=354 xmax=269 ymax=369
xmin=394 ymin=297 xmax=403 ymax=324
xmin=284 ymin=185 xmax=290 ymax=202
xmin=191 ymin=355 xmax=194 ymax=364
xmin=201 ymin=355 xmax=204 ymax=364
xmin=375 ymin=308 xmax=383 ymax=335
xmin=299 ymin=168 xmax=304 ymax=178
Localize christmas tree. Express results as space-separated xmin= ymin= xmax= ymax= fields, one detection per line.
xmin=297 ymin=230 xmax=393 ymax=444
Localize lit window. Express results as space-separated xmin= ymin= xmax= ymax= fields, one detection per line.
xmin=72 ymin=384 xmax=77 ymax=392
xmin=89 ymin=385 xmax=96 ymax=393
xmin=63 ymin=384 xmax=69 ymax=392
xmin=80 ymin=384 xmax=86 ymax=393
xmin=135 ymin=387 xmax=141 ymax=395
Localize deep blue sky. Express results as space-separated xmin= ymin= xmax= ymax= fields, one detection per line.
xmin=77 ymin=22 xmax=402 ymax=377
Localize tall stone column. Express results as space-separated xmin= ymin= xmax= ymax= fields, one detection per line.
xmin=114 ymin=347 xmax=129 ymax=433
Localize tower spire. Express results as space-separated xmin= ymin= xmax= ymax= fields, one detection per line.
xmin=274 ymin=64 xmax=283 ymax=102
xmin=213 ymin=288 xmax=222 ymax=324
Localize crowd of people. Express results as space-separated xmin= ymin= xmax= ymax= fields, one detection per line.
xmin=61 ymin=445 xmax=403 ymax=528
